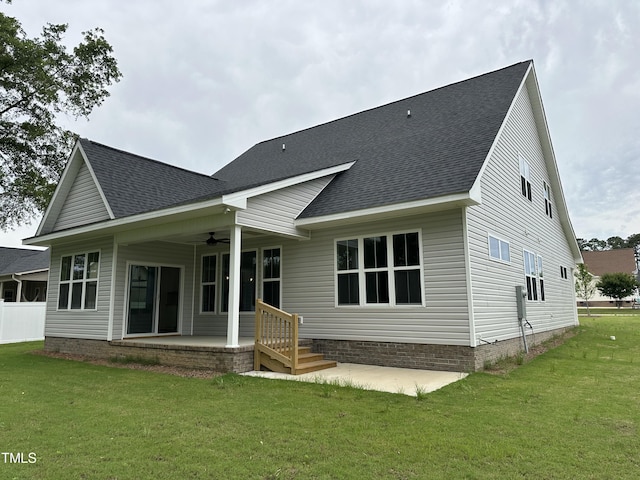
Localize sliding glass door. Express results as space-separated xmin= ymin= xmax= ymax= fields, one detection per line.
xmin=127 ymin=265 xmax=180 ymax=335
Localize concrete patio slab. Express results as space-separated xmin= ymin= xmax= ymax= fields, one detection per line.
xmin=242 ymin=362 xmax=468 ymax=397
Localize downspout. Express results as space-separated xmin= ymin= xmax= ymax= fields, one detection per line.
xmin=191 ymin=244 xmax=196 ymax=336
xmin=12 ymin=274 xmax=23 ymax=303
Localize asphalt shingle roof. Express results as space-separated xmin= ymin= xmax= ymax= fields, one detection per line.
xmin=77 ymin=61 xmax=531 ymax=221
xmin=79 ymin=139 xmax=226 ymax=218
xmin=213 ymin=61 xmax=531 ymax=218
xmin=0 ymin=247 xmax=50 ymax=276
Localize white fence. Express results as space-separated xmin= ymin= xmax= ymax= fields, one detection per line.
xmin=0 ymin=300 xmax=46 ymax=344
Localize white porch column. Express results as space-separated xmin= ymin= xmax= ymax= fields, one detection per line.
xmin=226 ymin=225 xmax=242 ymax=347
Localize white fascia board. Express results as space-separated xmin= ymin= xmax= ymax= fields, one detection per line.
xmin=24 ymin=196 xmax=226 ymax=246
xmin=77 ymin=142 xmax=116 ymax=219
xmin=221 ymin=161 xmax=356 ymax=206
xmin=13 ymin=268 xmax=49 ymax=276
xmin=295 ymin=191 xmax=479 ymax=229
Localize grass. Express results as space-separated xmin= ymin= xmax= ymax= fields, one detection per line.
xmin=578 ymin=306 xmax=640 ymax=316
xmin=1 ymin=314 xmax=639 ymax=479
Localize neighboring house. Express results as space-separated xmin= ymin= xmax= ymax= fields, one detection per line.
xmin=24 ymin=60 xmax=581 ymax=372
xmin=0 ymin=247 xmax=50 ymax=302
xmin=579 ymin=249 xmax=639 ymax=307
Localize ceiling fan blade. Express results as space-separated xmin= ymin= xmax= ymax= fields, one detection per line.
xmin=206 ymin=232 xmax=230 ymax=245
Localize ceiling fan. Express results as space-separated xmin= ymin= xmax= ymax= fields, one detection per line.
xmin=206 ymin=232 xmax=230 ymax=246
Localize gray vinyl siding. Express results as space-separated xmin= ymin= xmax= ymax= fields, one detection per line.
xmin=466 ymin=84 xmax=578 ymax=344
xmin=236 ymin=176 xmax=334 ymax=236
xmin=193 ymin=209 xmax=470 ymax=345
xmin=52 ymin=162 xmax=111 ymax=232
xmin=111 ymin=242 xmax=196 ymax=340
xmin=289 ymin=210 xmax=469 ymax=344
xmin=45 ymin=237 xmax=113 ymax=339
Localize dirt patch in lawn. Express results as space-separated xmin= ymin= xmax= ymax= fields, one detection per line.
xmin=31 ymin=349 xmax=224 ymax=379
xmin=484 ymin=328 xmax=578 ymax=375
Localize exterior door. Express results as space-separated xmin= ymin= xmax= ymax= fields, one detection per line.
xmin=127 ymin=265 xmax=180 ymax=335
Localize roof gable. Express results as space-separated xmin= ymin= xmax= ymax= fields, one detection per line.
xmin=214 ymin=61 xmax=532 ymax=218
xmin=79 ymin=139 xmax=225 ymax=218
xmin=37 ymin=143 xmax=114 ymax=236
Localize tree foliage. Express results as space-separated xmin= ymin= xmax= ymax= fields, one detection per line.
xmin=0 ymin=5 xmax=121 ymax=230
xmin=577 ymin=234 xmax=640 ymax=253
xmin=596 ymin=272 xmax=639 ymax=308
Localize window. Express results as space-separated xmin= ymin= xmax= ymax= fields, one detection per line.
xmin=519 ymin=155 xmax=532 ymax=201
xmin=538 ymin=255 xmax=545 ymax=301
xmin=392 ymin=233 xmax=422 ymax=304
xmin=336 ymin=232 xmax=423 ymax=306
xmin=544 ymin=182 xmax=553 ymax=218
xmin=560 ymin=266 xmax=568 ymax=279
xmin=488 ymin=235 xmax=510 ymax=263
xmin=364 ymin=236 xmax=389 ymax=304
xmin=58 ymin=251 xmax=100 ymax=310
xmin=262 ymin=248 xmax=281 ymax=309
xmin=337 ymin=239 xmax=359 ymax=305
xmin=523 ymin=250 xmax=544 ymax=301
xmin=222 ymin=251 xmax=256 ymax=312
xmin=201 ymin=255 xmax=217 ymax=313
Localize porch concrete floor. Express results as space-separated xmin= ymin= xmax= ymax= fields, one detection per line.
xmin=120 ymin=336 xmax=255 ymax=347
xmin=242 ymin=363 xmax=468 ymax=397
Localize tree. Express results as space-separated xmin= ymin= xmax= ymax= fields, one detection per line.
xmin=0 ymin=4 xmax=121 ymax=230
xmin=596 ymin=272 xmax=639 ymax=309
xmin=574 ymin=263 xmax=596 ymax=316
xmin=606 ymin=236 xmax=626 ymax=249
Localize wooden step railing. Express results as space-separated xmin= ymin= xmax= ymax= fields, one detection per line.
xmin=254 ymin=299 xmax=299 ymax=374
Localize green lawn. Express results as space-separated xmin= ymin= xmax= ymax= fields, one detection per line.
xmin=1 ymin=315 xmax=639 ymax=479
xmin=578 ymin=307 xmax=640 ymax=316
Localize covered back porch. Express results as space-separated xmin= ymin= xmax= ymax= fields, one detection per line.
xmin=108 ymin=300 xmax=336 ymax=374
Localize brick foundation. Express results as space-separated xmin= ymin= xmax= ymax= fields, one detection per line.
xmin=45 ymin=326 xmax=572 ymax=374
xmin=44 ymin=337 xmax=255 ymax=373
xmin=313 ymin=326 xmax=572 ymax=372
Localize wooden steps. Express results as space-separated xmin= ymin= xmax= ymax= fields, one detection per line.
xmin=295 ymin=347 xmax=337 ymax=375
xmin=258 ymin=345 xmax=336 ymax=375
xmin=254 ymin=300 xmax=336 ymax=375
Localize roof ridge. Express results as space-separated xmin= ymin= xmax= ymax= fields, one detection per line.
xmin=252 ymin=60 xmax=533 ymax=146
xmin=80 ymin=138 xmax=218 ymax=181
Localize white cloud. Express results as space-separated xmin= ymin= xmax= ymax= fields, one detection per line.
xmin=2 ymin=0 xmax=639 ymax=247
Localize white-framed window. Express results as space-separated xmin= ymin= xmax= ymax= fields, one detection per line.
xmin=538 ymin=255 xmax=545 ymax=301
xmin=336 ymin=239 xmax=359 ymax=305
xmin=488 ymin=235 xmax=510 ymax=263
xmin=58 ymin=251 xmax=100 ymax=310
xmin=221 ymin=250 xmax=257 ymax=312
xmin=560 ymin=266 xmax=568 ymax=279
xmin=201 ymin=254 xmax=217 ymax=313
xmin=364 ymin=236 xmax=389 ymax=304
xmin=262 ymin=247 xmax=281 ymax=309
xmin=523 ymin=250 xmax=544 ymax=301
xmin=544 ymin=182 xmax=553 ymax=218
xmin=519 ymin=155 xmax=532 ymax=201
xmin=335 ymin=231 xmax=424 ymax=306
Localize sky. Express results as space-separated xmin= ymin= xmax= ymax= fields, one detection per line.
xmin=2 ymin=0 xmax=639 ymax=249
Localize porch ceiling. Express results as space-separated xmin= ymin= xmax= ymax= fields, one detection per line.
xmin=160 ymin=228 xmax=265 ymax=246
